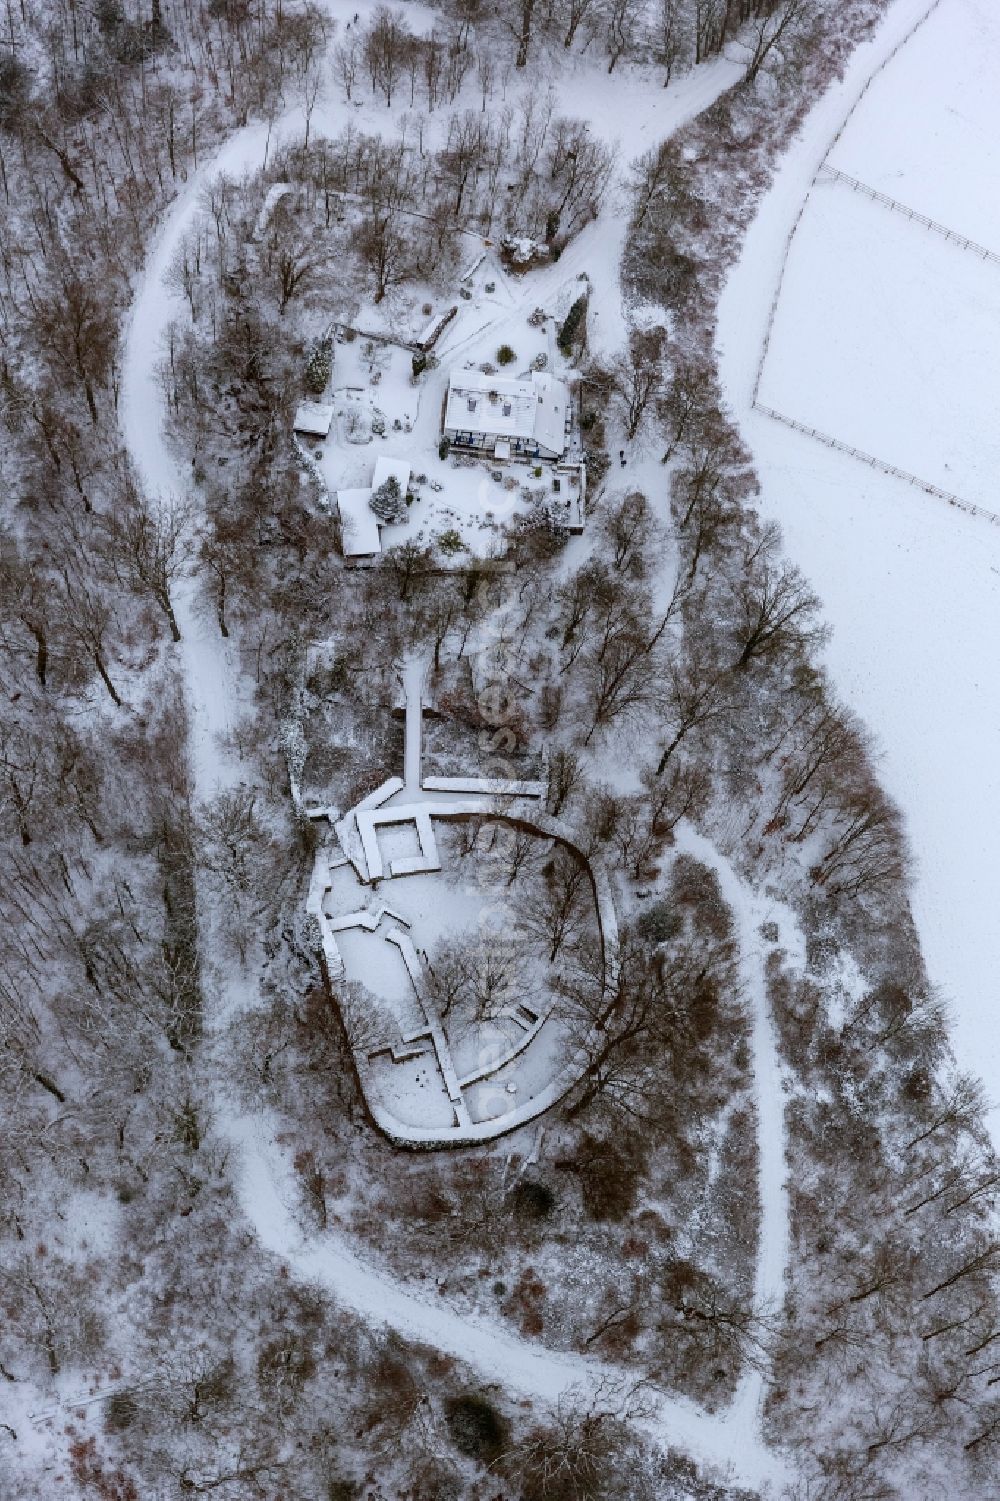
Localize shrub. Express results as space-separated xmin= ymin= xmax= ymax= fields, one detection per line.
xmin=634 ymin=900 xmax=681 ymax=946
xmin=444 ymin=1393 xmax=510 ymax=1466
xmin=439 ymin=436 xmax=451 ymax=460
xmin=104 ymin=1389 xmax=138 ymax=1433
xmin=0 ymin=52 xmax=32 ymax=130
xmin=496 ymin=343 xmax=517 ymax=366
xmin=578 ymin=1135 xmax=644 ymax=1222
xmin=437 ymin=528 xmax=464 ymax=555
xmin=510 ymin=1179 xmax=556 ymax=1221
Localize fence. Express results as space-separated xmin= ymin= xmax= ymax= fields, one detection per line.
xmin=751 ymin=0 xmax=945 ymax=406
xmin=749 ymin=0 xmax=1000 ymax=528
xmin=752 ymin=402 xmax=1000 ymax=528
xmin=817 ymin=163 xmax=1000 ymax=266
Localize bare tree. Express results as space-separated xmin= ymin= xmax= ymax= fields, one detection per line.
xmin=598 ymin=491 xmax=654 ymax=577
xmin=497 ymin=0 xmax=536 ymax=67
xmin=334 ymin=34 xmax=361 ymax=101
xmin=111 ymin=486 xmax=191 ymax=643
xmin=744 ymin=0 xmax=813 ymax=85
xmin=364 ymin=6 xmax=413 ymax=107
xmin=600 ymin=328 xmax=666 ymax=440
xmin=560 ymin=0 xmax=601 ymax=49
xmin=604 ymin=0 xmax=641 ymax=72
xmin=730 ymin=528 xmax=826 ymax=671
xmin=517 ymin=845 xmax=590 ymax=962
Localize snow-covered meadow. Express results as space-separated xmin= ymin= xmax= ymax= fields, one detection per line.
xmin=721 ymin=0 xmax=1000 ymax=1140
xmin=756 ymin=179 xmax=1000 ymax=512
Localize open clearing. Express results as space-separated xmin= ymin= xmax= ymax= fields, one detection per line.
xmin=721 ymin=0 xmax=1000 ymax=1142
xmin=756 ymin=180 xmax=1000 ymax=512
xmin=755 ymin=0 xmax=1000 ymax=518
xmin=827 ymin=0 xmax=1000 ymax=248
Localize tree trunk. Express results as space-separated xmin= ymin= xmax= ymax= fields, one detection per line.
xmin=94 ymin=653 xmax=123 ymax=706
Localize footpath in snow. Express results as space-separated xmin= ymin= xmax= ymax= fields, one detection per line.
xmin=119 ymin=23 xmax=793 ymax=1491
xmin=224 ymin=809 xmax=802 ymax=1497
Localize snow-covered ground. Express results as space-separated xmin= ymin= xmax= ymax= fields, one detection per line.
xmin=720 ymin=0 xmax=1000 ymax=1142
xmin=117 ymin=9 xmax=803 ymax=1484
xmin=756 ymin=179 xmax=1000 ymax=512
xmin=826 ymin=0 xmax=1000 ymax=249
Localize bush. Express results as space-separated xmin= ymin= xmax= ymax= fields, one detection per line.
xmin=437 ymin=528 xmax=464 ymax=555
xmin=444 ymin=1393 xmax=510 ymax=1466
xmin=496 ymin=343 xmax=517 ymax=366
xmin=510 ymin=1179 xmax=556 ymax=1221
xmin=578 ymin=1135 xmax=644 ymax=1222
xmin=439 ymin=436 xmax=451 ymax=460
xmin=634 ymin=900 xmax=681 ymax=946
xmin=104 ymin=1390 xmax=138 ymax=1433
xmin=0 ymin=52 xmax=31 ymax=129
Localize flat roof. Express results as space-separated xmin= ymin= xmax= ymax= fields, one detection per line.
xmin=294 ymin=400 xmax=334 ymax=437
xmin=337 ymin=488 xmax=381 ymax=557
xmin=372 ymin=456 xmax=411 ymax=495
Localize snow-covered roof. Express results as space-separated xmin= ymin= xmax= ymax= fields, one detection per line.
xmin=294 ymin=400 xmax=334 ymax=437
xmin=445 ymin=371 xmax=569 ymax=457
xmin=337 ymin=488 xmax=381 ymax=557
xmin=372 ymin=456 xmax=411 ymax=496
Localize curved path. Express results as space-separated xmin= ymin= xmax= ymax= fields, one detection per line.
xmin=717 ymin=0 xmax=1000 ymax=1148
xmin=119 ymin=35 xmax=794 ymax=1497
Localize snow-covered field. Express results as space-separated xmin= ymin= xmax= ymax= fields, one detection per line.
xmin=756 ymin=180 xmax=1000 ymax=511
xmin=721 ymin=0 xmax=1000 ymax=1141
xmin=827 ymin=0 xmax=1000 ymax=248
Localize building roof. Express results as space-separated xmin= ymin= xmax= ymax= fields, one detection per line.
xmin=445 ymin=370 xmax=569 ymax=457
xmin=372 ymin=456 xmax=411 ymax=496
xmin=294 ymin=400 xmax=334 ymax=437
xmin=337 ymin=488 xmax=381 ymax=557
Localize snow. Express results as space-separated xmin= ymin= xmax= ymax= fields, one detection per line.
xmin=293 ymin=399 xmax=335 ymax=437
xmin=230 ymin=1105 xmax=791 ymax=1493
xmin=118 ymin=7 xmax=788 ymax=1480
xmin=229 ymin=817 xmax=800 ymax=1489
xmin=676 ymin=827 xmax=804 ymax=1441
xmin=336 ymin=486 xmax=381 ymax=557
xmin=718 ymin=0 xmax=1000 ymax=1143
xmin=371 ymin=455 xmax=411 ymax=496
xmin=422 ymin=775 xmax=546 ymax=797
xmin=444 ymin=369 xmax=571 ymax=459
xmin=310 ymin=655 xmax=624 ymax=1145
xmin=827 ymin=0 xmax=1000 ymax=250
xmin=253 ymin=181 xmax=292 ymax=241
xmin=756 ymin=176 xmax=1000 ymax=515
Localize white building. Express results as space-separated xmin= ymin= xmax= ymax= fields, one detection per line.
xmin=371 ymin=456 xmax=411 ymax=497
xmin=336 ymin=457 xmax=412 ymax=560
xmin=443 ymin=370 xmax=570 ymax=462
xmin=293 ymin=400 xmax=334 ymax=438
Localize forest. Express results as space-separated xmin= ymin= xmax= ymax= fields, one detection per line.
xmin=2 ymin=1 xmax=999 ymax=1499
